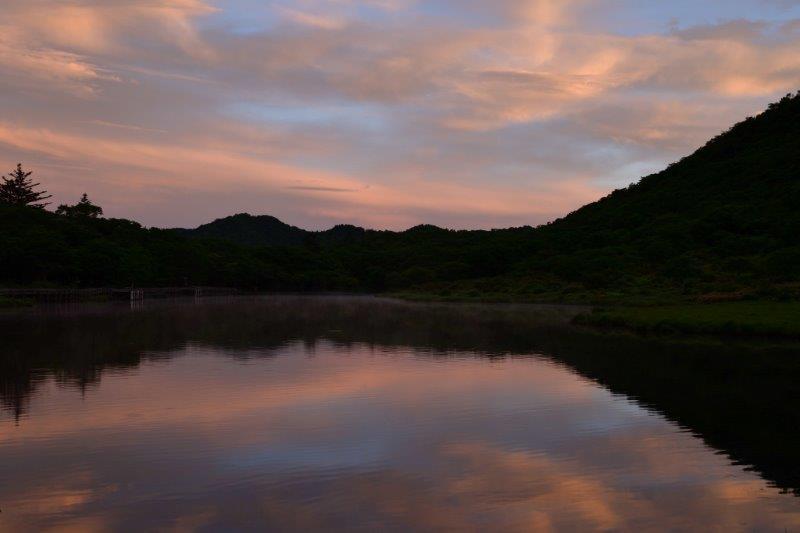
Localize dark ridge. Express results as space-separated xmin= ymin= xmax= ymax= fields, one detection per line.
xmin=1 ymin=91 xmax=799 ymax=297
xmin=175 ymin=213 xmax=308 ymax=246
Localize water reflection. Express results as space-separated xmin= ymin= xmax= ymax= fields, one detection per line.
xmin=1 ymin=296 xmax=799 ymax=531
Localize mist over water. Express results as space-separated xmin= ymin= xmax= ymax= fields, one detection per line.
xmin=1 ymin=296 xmax=799 ymax=531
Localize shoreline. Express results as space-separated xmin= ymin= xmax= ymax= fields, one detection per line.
xmin=4 ymin=288 xmax=799 ymax=341
xmin=391 ymin=292 xmax=800 ymax=340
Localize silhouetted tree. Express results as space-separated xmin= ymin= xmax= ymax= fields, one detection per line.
xmin=0 ymin=164 xmax=51 ymax=208
xmin=56 ymin=193 xmax=103 ymax=219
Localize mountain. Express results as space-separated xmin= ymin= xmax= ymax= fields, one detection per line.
xmin=1 ymin=91 xmax=799 ymax=301
xmin=170 ymin=91 xmax=800 ymax=298
xmin=174 ymin=213 xmax=309 ymax=246
xmin=175 ymin=214 xmax=370 ymax=247
xmin=528 ymin=91 xmax=800 ymax=292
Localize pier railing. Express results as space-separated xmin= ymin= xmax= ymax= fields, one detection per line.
xmin=0 ymin=287 xmax=238 ymax=303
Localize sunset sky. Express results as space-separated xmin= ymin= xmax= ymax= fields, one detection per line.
xmin=2 ymin=0 xmax=800 ymax=229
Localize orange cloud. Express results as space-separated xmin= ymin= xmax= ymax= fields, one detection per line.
xmin=0 ymin=1 xmax=799 ymax=228
xmin=0 ymin=121 xmax=602 ymax=228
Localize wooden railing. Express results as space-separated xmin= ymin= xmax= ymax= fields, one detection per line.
xmin=0 ymin=287 xmax=238 ymax=302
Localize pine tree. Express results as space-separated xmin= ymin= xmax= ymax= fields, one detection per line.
xmin=0 ymin=164 xmax=52 ymax=208
xmin=56 ymin=193 xmax=103 ymax=219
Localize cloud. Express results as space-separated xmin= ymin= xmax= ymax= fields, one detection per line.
xmin=276 ymin=6 xmax=348 ymax=29
xmin=87 ymin=120 xmax=168 ymax=133
xmin=0 ymin=34 xmax=118 ymax=97
xmin=287 ymin=185 xmax=363 ymax=192
xmin=0 ymin=120 xmax=601 ymax=228
xmin=0 ymin=0 xmax=799 ymax=228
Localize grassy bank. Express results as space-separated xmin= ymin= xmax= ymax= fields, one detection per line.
xmin=389 ymin=282 xmax=683 ymax=306
xmin=0 ymin=296 xmax=34 ymax=308
xmin=575 ymin=301 xmax=800 ymax=338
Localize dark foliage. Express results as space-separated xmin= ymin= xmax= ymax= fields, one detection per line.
xmin=172 ymin=213 xmax=310 ymax=246
xmin=1 ymin=92 xmax=799 ymax=297
xmin=0 ymin=205 xmax=352 ymax=290
xmin=0 ymin=164 xmax=51 ymax=208
xmin=56 ymin=193 xmax=103 ymax=219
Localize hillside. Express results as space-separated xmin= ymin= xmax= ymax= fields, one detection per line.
xmin=2 ymin=91 xmax=799 ymax=301
xmin=0 ymin=207 xmax=353 ymax=291
xmin=176 ymin=213 xmax=368 ymax=247
xmin=532 ymin=92 xmax=800 ymax=292
xmin=174 ymin=213 xmax=308 ymax=246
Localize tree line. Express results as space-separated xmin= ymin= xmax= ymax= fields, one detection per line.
xmin=1 ymin=163 xmax=103 ymax=218
xmin=2 ymin=91 xmax=799 ymax=300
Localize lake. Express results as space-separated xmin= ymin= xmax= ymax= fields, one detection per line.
xmin=1 ymin=296 xmax=800 ymax=531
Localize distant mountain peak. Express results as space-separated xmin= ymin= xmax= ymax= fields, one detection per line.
xmin=178 ymin=213 xmax=371 ymax=247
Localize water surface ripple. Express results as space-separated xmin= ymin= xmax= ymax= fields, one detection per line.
xmin=1 ymin=296 xmax=799 ymax=531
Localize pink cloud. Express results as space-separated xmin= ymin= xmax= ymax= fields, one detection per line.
xmin=0 ymin=0 xmax=798 ymax=228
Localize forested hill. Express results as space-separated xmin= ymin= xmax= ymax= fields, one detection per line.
xmin=520 ymin=91 xmax=800 ymax=294
xmin=174 ymin=213 xmax=367 ymax=247
xmin=542 ymin=91 xmax=800 ymax=255
xmin=2 ymin=92 xmax=799 ymax=301
xmin=173 ymin=214 xmax=308 ymax=246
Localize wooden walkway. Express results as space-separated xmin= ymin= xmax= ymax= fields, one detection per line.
xmin=0 ymin=287 xmax=238 ymax=303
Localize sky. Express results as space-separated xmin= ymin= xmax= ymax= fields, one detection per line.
xmin=1 ymin=0 xmax=799 ymax=230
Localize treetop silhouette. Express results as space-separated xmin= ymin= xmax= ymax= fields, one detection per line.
xmin=0 ymin=163 xmax=51 ymax=208
xmin=56 ymin=193 xmax=103 ymax=219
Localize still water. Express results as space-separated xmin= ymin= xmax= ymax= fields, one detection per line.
xmin=1 ymin=296 xmax=800 ymax=531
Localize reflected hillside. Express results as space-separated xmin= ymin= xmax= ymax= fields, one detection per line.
xmin=1 ymin=296 xmax=800 ymax=495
